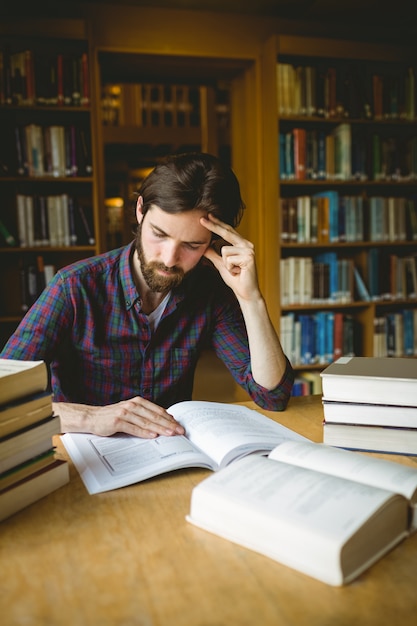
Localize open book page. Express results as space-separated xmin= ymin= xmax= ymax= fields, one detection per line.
xmin=62 ymin=432 xmax=214 ymax=494
xmin=169 ymin=401 xmax=308 ymax=467
xmin=187 ymin=455 xmax=409 ymax=586
xmin=62 ymin=401 xmax=307 ymax=494
xmin=269 ymin=441 xmax=417 ymax=530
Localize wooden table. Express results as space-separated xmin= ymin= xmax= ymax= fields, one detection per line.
xmin=1 ymin=395 xmax=417 ymax=625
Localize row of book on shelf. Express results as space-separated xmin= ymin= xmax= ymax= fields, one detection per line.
xmin=280 ymin=250 xmax=417 ymax=306
xmin=373 ymin=311 xmax=417 ymax=358
xmin=11 ymin=124 xmax=93 ymax=178
xmin=0 ymin=194 xmax=95 ymax=249
xmin=320 ymin=356 xmax=417 ymax=456
xmin=280 ymin=193 xmax=417 ymax=244
xmin=101 ymin=82 xmax=203 ymax=128
xmin=0 ymin=46 xmax=90 ymax=107
xmin=281 ymin=311 xmax=358 ymax=368
xmin=281 ymin=308 xmax=417 ymax=368
xmin=277 ymin=61 xmax=416 ymax=120
xmin=279 ymin=125 xmax=417 ymax=181
xmin=0 ymin=359 xmax=69 ymax=522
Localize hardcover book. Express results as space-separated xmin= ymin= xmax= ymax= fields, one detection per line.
xmin=187 ymin=440 xmax=417 ymax=586
xmin=320 ymin=356 xmax=417 ymax=406
xmin=323 ymin=422 xmax=417 ymax=455
xmin=0 ymin=360 xmax=48 ymax=406
xmin=322 ymin=399 xmax=417 ymax=428
xmin=0 ymin=458 xmax=69 ymax=522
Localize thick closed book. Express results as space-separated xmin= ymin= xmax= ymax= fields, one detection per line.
xmin=0 ymin=360 xmax=48 ymax=405
xmin=61 ymin=400 xmax=307 ymax=495
xmin=0 ymin=459 xmax=69 ymax=522
xmin=322 ymin=399 xmax=417 ymax=428
xmin=187 ymin=440 xmax=417 ymax=586
xmin=0 ymin=415 xmax=60 ymax=473
xmin=323 ymin=422 xmax=417 ymax=455
xmin=0 ymin=390 xmax=53 ymax=438
xmin=0 ymin=449 xmax=56 ymax=491
xmin=320 ymin=356 xmax=417 ymax=406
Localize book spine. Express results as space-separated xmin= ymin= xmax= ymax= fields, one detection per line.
xmin=71 ymin=56 xmax=81 ymax=106
xmin=76 ymin=203 xmax=95 ymax=245
xmin=56 ymin=53 xmax=64 ymax=106
xmin=80 ymin=52 xmax=90 ymax=106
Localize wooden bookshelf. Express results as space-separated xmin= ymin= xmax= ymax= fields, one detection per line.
xmin=260 ymin=35 xmax=417 ymax=393
xmin=0 ymin=19 xmax=100 ymax=348
xmin=5 ymin=13 xmax=416 ymax=396
xmin=94 ymin=51 xmax=243 ymax=250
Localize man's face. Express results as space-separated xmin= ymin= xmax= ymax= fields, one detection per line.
xmin=135 ymin=203 xmax=212 ymax=292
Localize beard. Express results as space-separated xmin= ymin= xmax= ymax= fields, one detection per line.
xmin=135 ymin=224 xmax=185 ymax=293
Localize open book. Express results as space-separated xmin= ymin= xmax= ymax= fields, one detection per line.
xmin=187 ymin=440 xmax=417 ymax=586
xmin=61 ymin=401 xmax=307 ymax=495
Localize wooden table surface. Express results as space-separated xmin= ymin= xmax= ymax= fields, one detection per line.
xmin=1 ymin=395 xmax=417 ymax=626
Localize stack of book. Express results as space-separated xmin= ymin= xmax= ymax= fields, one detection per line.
xmin=0 ymin=359 xmax=69 ymax=522
xmin=321 ymin=356 xmax=417 ymax=455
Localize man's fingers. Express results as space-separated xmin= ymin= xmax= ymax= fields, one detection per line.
xmin=200 ymin=215 xmax=241 ymax=246
xmin=101 ymin=397 xmax=185 ymax=438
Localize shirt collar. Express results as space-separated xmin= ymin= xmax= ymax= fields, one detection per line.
xmin=120 ymin=242 xmax=141 ymax=311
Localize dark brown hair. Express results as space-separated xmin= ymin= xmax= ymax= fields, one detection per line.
xmin=137 ymin=152 xmax=245 ymax=227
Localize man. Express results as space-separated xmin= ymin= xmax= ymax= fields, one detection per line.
xmin=1 ymin=153 xmax=293 ymax=437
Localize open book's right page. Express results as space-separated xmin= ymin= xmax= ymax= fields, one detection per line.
xmin=269 ymin=440 xmax=417 ymax=530
xmin=169 ymin=401 xmax=308 ymax=468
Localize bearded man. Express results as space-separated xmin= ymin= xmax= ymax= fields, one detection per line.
xmin=0 ymin=153 xmax=293 ymax=436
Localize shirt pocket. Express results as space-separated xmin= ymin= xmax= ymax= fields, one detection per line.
xmin=83 ymin=344 xmax=142 ymax=402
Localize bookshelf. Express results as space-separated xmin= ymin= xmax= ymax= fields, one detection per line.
xmin=260 ymin=35 xmax=417 ymax=394
xmin=0 ymin=19 xmax=100 ymax=348
xmin=95 ymin=51 xmax=238 ymax=250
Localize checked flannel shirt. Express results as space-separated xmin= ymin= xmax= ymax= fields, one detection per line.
xmin=1 ymin=242 xmax=294 ymax=410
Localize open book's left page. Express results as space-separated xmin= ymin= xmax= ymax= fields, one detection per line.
xmin=62 ymin=432 xmax=214 ymax=494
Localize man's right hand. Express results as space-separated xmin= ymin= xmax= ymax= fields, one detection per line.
xmin=54 ymin=396 xmax=185 ymax=438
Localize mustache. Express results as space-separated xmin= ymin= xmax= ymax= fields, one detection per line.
xmin=151 ymin=262 xmax=184 ymax=276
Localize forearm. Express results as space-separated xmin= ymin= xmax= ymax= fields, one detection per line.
xmin=238 ymin=295 xmax=287 ymax=390
xmin=54 ymin=402 xmax=95 ymax=434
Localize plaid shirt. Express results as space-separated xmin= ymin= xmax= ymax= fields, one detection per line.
xmin=1 ymin=242 xmax=293 ymax=410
